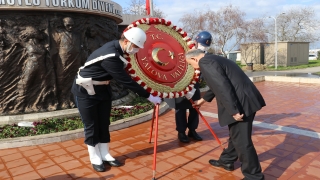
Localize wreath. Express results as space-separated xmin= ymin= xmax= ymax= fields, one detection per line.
xmin=123 ymin=17 xmax=200 ymax=98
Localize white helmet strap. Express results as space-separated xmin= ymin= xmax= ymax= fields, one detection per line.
xmin=126 ymin=42 xmax=132 ymax=52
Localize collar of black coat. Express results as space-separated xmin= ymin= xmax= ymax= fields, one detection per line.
xmin=204 ymin=53 xmax=211 ymax=56
xmin=114 ymin=40 xmax=124 ymax=57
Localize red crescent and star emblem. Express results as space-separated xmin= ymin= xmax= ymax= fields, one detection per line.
xmin=123 ymin=18 xmax=199 ymax=98
xmin=135 ymin=25 xmax=188 ymax=88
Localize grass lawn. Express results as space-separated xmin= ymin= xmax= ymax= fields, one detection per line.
xmin=236 ymin=60 xmax=320 ymax=71
xmin=265 ymin=60 xmax=320 ymax=71
xmin=236 ymin=61 xmax=246 ymax=68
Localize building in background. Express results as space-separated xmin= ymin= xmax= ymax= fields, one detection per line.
xmin=309 ymin=49 xmax=320 ymax=60
xmin=227 ymin=51 xmax=241 ymax=62
xmin=241 ymin=42 xmax=309 ymax=67
xmin=240 ymin=43 xmax=264 ymax=65
xmin=118 ymin=15 xmax=148 ymax=35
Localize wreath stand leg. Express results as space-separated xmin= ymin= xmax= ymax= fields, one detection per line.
xmin=148 ymin=105 xmax=157 ymax=143
xmin=148 ymin=104 xmax=160 ymax=180
xmin=189 ymin=99 xmax=224 ymax=150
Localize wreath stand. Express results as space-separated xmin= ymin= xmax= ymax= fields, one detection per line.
xmin=148 ymin=101 xmax=223 ymax=179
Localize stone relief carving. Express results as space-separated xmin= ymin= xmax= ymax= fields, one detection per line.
xmin=15 ymin=26 xmax=57 ymax=113
xmin=0 ymin=12 xmax=127 ymax=115
xmin=0 ymin=23 xmax=5 ymax=64
xmin=84 ymin=26 xmax=128 ymax=101
xmin=50 ymin=16 xmax=84 ymax=108
xmin=85 ymin=26 xmax=104 ymax=55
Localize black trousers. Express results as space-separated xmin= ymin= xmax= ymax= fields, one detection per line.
xmin=75 ymin=96 xmax=111 ymax=146
xmin=219 ymin=113 xmax=264 ymax=180
xmin=175 ymin=108 xmax=199 ymax=133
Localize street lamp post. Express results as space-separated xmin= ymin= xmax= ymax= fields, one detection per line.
xmin=269 ymin=13 xmax=285 ymax=70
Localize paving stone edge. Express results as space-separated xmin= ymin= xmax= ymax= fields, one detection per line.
xmin=0 ymin=102 xmax=169 ymax=149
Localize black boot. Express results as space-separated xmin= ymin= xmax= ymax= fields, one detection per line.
xmin=188 ymin=130 xmax=203 ymax=141
xmin=92 ymin=163 xmax=106 ymax=172
xmin=103 ymin=159 xmax=122 ymax=167
xmin=209 ymin=159 xmax=234 ymax=171
xmin=178 ymin=132 xmax=190 ymax=143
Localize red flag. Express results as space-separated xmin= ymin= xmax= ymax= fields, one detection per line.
xmin=146 ymin=0 xmax=150 ymax=15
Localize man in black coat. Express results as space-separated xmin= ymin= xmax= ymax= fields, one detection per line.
xmin=164 ymin=31 xmax=213 ymax=143
xmin=186 ymin=49 xmax=265 ymax=180
xmin=164 ymin=83 xmax=202 ymax=143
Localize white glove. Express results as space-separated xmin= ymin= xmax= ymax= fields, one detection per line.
xmin=148 ymin=95 xmax=162 ymax=105
xmin=185 ymin=88 xmax=196 ymax=100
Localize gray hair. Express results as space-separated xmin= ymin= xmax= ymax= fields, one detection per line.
xmin=185 ymin=49 xmax=205 ymax=59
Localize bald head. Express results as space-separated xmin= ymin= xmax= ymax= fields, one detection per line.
xmin=185 ymin=49 xmax=205 ymax=69
xmin=185 ymin=49 xmax=205 ymax=59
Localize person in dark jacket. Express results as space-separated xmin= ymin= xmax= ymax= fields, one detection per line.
xmin=186 ymin=49 xmax=265 ymax=180
xmin=165 ymin=83 xmax=201 ymax=143
xmin=164 ymin=31 xmax=212 ymax=143
xmin=71 ymin=27 xmax=161 ymax=172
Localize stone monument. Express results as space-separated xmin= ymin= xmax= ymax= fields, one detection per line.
xmin=0 ymin=0 xmax=125 ymax=115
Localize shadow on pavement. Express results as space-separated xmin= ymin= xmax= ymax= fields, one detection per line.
xmin=254 ymin=113 xmax=320 ymax=178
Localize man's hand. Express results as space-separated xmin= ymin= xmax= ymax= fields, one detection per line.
xmin=147 ymin=95 xmax=162 ymax=105
xmin=193 ymin=98 xmax=206 ymax=108
xmin=233 ymin=113 xmax=244 ymax=121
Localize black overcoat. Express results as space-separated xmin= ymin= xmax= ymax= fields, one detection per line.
xmin=201 ymin=54 xmax=266 ymax=127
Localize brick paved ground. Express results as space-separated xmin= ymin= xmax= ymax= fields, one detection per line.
xmin=0 ymin=81 xmax=320 ymax=180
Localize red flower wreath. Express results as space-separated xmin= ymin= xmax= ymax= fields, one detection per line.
xmin=123 ymin=17 xmax=200 ymax=98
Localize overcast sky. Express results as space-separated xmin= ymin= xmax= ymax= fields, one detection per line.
xmin=114 ymin=0 xmax=320 ymax=48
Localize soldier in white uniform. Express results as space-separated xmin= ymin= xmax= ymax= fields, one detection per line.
xmin=72 ymin=27 xmax=162 ymax=172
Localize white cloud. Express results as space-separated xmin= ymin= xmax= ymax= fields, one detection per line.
xmin=151 ymin=0 xmax=320 ymax=23
xmin=116 ymin=0 xmax=320 ymax=47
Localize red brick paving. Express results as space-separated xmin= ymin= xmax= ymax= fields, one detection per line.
xmin=1 ymin=81 xmax=320 ymax=179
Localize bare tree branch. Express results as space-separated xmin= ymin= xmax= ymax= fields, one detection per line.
xmin=206 ymin=5 xmax=246 ymax=57
xmin=179 ymin=10 xmax=207 ymax=39
xmin=266 ymin=7 xmax=320 ymax=43
xmin=122 ymin=0 xmax=166 ymax=18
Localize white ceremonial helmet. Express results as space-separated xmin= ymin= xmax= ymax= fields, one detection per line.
xmin=123 ymin=27 xmax=147 ymax=48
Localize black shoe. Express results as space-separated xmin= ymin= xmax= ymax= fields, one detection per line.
xmin=178 ymin=132 xmax=190 ymax=143
xmin=209 ymin=159 xmax=234 ymax=171
xmin=92 ymin=163 xmax=106 ymax=172
xmin=188 ymin=130 xmax=203 ymax=141
xmin=103 ymin=159 xmax=122 ymax=167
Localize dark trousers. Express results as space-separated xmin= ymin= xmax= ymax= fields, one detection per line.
xmin=75 ymin=96 xmax=111 ymax=146
xmin=175 ymin=108 xmax=199 ymax=132
xmin=219 ymin=113 xmax=264 ymax=180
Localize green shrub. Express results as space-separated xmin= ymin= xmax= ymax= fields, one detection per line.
xmin=199 ymin=80 xmax=207 ymax=88
xmin=0 ymin=99 xmax=153 ymax=139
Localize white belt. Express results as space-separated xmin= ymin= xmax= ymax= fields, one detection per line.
xmin=76 ymin=53 xmax=117 ymax=95
xmin=92 ymin=80 xmax=110 ymax=85
xmin=76 ymin=75 xmax=109 ymax=95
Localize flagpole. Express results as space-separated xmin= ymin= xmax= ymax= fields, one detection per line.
xmin=149 ymin=0 xmax=154 ymax=17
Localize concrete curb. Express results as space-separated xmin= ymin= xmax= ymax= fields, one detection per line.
xmin=0 ymin=92 xmax=137 ymax=125
xmin=0 ymin=102 xmax=169 ymax=149
xmin=249 ymin=75 xmax=320 ymax=84
xmin=199 ymin=86 xmax=209 ymax=92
